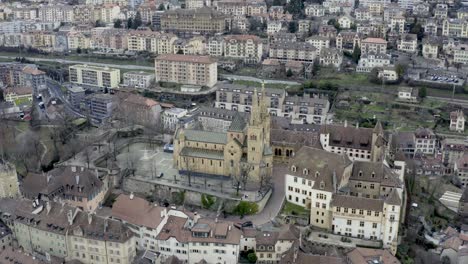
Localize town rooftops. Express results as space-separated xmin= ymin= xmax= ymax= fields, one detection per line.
xmin=123 ymin=94 xmax=159 ymax=108
xmin=350 ymin=161 xmax=402 ymax=188
xmin=320 ymin=124 xmax=376 ymax=150
xmin=457 ymin=154 xmax=468 ymax=170
xmin=5 ymin=86 xmax=33 ymax=96
xmin=156 ymin=54 xmax=217 ymax=64
xmin=224 ymin=34 xmax=261 ymax=42
xmin=362 ymin=37 xmax=387 ymax=44
xmin=346 ymin=247 xmax=400 ymax=264
xmin=331 ymin=195 xmax=384 ymax=211
xmin=22 ymin=66 xmax=45 ymax=75
xmin=0 ymin=247 xmax=64 ymax=264
xmin=111 ymin=194 xmax=167 ymax=229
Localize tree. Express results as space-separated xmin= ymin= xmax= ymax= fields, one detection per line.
xmin=176 ymin=49 xmax=184 ymax=54
xmin=419 ymin=87 xmax=427 ymax=98
xmin=234 ymin=201 xmax=259 ymax=216
xmin=286 ymin=0 xmax=304 ymax=15
xmin=272 ymin=0 xmax=282 ymax=5
xmin=76 ymin=47 xmax=82 ymax=54
xmin=95 ymin=19 xmax=105 ymax=27
xmin=158 ymin=3 xmax=165 ymax=10
xmin=133 ymin=11 xmax=143 ymax=29
xmin=127 ymin=17 xmax=133 ymax=29
xmin=247 ymin=252 xmax=258 ymax=263
xmin=288 ymin=21 xmax=297 ymax=33
xmin=395 ymin=63 xmax=407 ymax=77
xmin=286 ymin=68 xmax=293 ymax=77
xmin=114 ymin=19 xmax=123 ymax=28
xmin=352 ymin=45 xmax=361 ymax=63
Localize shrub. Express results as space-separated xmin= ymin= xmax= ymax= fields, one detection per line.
xmin=247 ymin=252 xmax=257 ymax=263
xmin=201 ymin=194 xmax=215 ymax=209
xmin=234 ymin=201 xmax=259 ymax=216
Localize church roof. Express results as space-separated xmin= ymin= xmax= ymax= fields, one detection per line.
xmin=183 ymin=129 xmax=227 ymax=144
xmin=228 ymin=114 xmax=247 ymax=132
xmin=180 ymin=147 xmax=224 ymax=160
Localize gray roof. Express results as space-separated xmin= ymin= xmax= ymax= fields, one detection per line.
xmin=228 ymin=114 xmax=247 ymax=132
xmin=180 ymin=147 xmax=224 ymax=160
xmin=183 ymin=129 xmax=227 ymax=144
xmin=350 ymin=161 xmax=402 ymax=188
xmin=331 ymin=195 xmax=384 ymax=211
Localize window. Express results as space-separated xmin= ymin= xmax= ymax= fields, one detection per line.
xmin=359 ymin=210 xmax=364 ymax=215
xmin=294 ymin=176 xmax=298 ymax=182
xmin=367 ymin=210 xmax=372 ymax=216
xmin=372 ymin=223 xmax=377 ymax=228
xmin=375 ymin=212 xmax=379 ymax=217
xmin=347 ymin=220 xmax=352 ymax=225
xmin=336 ymin=207 xmax=341 ymax=212
xmin=351 ymin=209 xmax=356 ymax=214
xmin=360 ymin=221 xmax=364 ymax=227
xmin=344 ymin=208 xmax=348 ymax=213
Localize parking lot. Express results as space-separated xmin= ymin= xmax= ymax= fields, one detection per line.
xmin=425 ymin=73 xmax=462 ymax=84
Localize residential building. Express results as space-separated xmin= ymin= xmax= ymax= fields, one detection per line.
xmin=298 ymin=20 xmax=311 ymax=34
xmin=442 ymin=19 xmax=468 ymax=38
xmin=285 ymin=146 xmax=404 ymax=254
xmin=320 ymin=122 xmax=387 ymax=162
xmin=414 ymin=128 xmax=437 ymax=155
xmin=267 ymin=20 xmax=283 ymax=35
xmin=269 ymin=41 xmax=317 ymax=63
xmin=355 ymin=7 xmax=371 ymax=21
xmin=21 ymin=166 xmax=108 ymax=212
xmin=434 ymin=4 xmax=448 ymax=19
xmin=455 ymin=154 xmax=468 ymax=186
xmin=69 ymin=64 xmax=121 ymax=89
xmin=21 ymin=66 xmax=46 ymax=92
xmin=346 ymin=248 xmax=400 ymax=263
xmin=305 ymin=4 xmax=326 ymax=17
xmin=215 ymin=84 xmax=330 ymax=124
xmin=162 ymin=107 xmax=188 ymax=131
xmin=356 ymin=52 xmax=391 ymax=72
xmin=0 ymin=160 xmax=20 ymax=198
xmin=90 ymin=28 xmax=128 ymax=52
xmin=378 ymin=66 xmax=398 ymax=81
xmin=390 ymin=15 xmax=405 ymax=34
xmin=87 ymin=93 xmax=114 ymax=120
xmin=96 ymin=4 xmax=120 ymax=23
xmin=306 ymin=36 xmax=330 ymax=54
xmin=157 ymin=54 xmax=216 ymax=86
xmin=67 ymin=31 xmax=91 ymax=51
xmin=0 ymin=198 xmax=136 ymax=264
xmin=223 ymin=35 xmax=263 ymax=63
xmin=338 ymin=15 xmax=353 ymax=29
xmin=173 ymin=84 xmax=273 ymax=183
xmin=450 ymin=110 xmax=465 ymax=132
xmin=68 ymin=86 xmax=86 ymax=109
xmin=172 ymin=36 xmax=206 ymax=55
xmin=361 ymin=38 xmax=387 ymax=55
xmin=336 ymin=31 xmax=361 ymax=51
xmin=441 ymin=138 xmax=468 ymax=168
xmin=454 ymin=44 xmax=468 ymax=64
xmin=215 ymin=0 xmax=267 ymax=16
xmin=319 ymin=48 xmax=343 ymax=68
xmin=4 ymin=86 xmax=33 ymax=107
xmin=127 ymin=30 xmax=178 ymax=54
xmin=255 ymin=225 xmax=300 ymax=263
xmin=397 ymin=87 xmax=418 ymax=102
xmin=422 ymin=37 xmax=440 ymax=59
xmin=123 ymin=71 xmax=155 ymax=89
xmin=117 ymin=93 xmax=162 ymax=127
xmin=160 ymin=7 xmax=231 ymax=35
xmin=359 ymin=0 xmax=391 ymax=8
xmin=397 ymin=33 xmax=418 ymax=53
xmin=197 ymin=107 xmax=249 ymax=132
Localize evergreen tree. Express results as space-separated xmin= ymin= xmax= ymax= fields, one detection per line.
xmin=419 ymin=87 xmax=427 ymax=98
xmin=158 ymin=3 xmax=165 ymax=10
xmin=127 ymin=17 xmax=133 ymax=29
xmin=133 ymin=11 xmax=143 ymax=29
xmin=286 ymin=69 xmax=293 ymax=77
xmin=352 ymin=45 xmax=361 ymax=63
xmin=114 ymin=19 xmax=122 ymax=28
xmin=285 ymin=0 xmax=303 ymax=15
xmin=288 ymin=21 xmax=297 ymax=33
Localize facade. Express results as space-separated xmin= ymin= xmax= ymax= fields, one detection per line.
xmin=255 ymin=225 xmax=299 ymax=263
xmin=285 ymin=146 xmax=404 ymax=255
xmin=88 ymin=94 xmax=114 ymax=120
xmin=450 ymin=110 xmax=465 ymax=132
xmin=162 ymin=107 xmax=188 ymax=132
xmin=69 ymin=86 xmax=86 ymax=109
xmin=215 ymin=84 xmax=330 ymax=124
xmin=21 ymin=166 xmax=108 ymax=212
xmin=269 ymin=41 xmax=317 ymax=63
xmin=454 ymin=44 xmax=468 ymax=64
xmin=305 ymin=3 xmax=326 ymax=17
xmin=223 ymin=35 xmax=263 ymax=63
xmin=117 ymin=94 xmax=162 ymax=127
xmin=4 ymin=86 xmax=33 ymax=107
xmin=455 ymin=154 xmax=468 ymax=187
xmin=306 ymin=36 xmax=330 ymax=54
xmin=319 ymin=48 xmax=343 ymax=68
xmin=356 ymin=52 xmax=391 ymax=72
xmin=442 ymin=138 xmax=468 ymax=168
xmin=69 ymin=64 xmax=121 ymax=89
xmin=155 ymin=54 xmax=218 ymax=87
xmin=127 ymin=30 xmax=177 ymax=54
xmin=173 ymin=84 xmax=273 ymax=184
xmin=123 ymin=71 xmax=155 ymax=89
xmin=397 ymin=87 xmax=418 ymax=102
xmin=0 ymin=198 xmax=136 ymax=264
xmin=422 ymin=37 xmax=440 ymax=59
xmin=0 ymin=161 xmax=20 ymax=198
xmin=160 ymin=7 xmax=231 ymax=35
xmin=414 ymin=128 xmax=437 ymax=155
xmin=397 ymin=34 xmax=418 ymax=53
xmin=442 ymin=19 xmax=468 ymax=38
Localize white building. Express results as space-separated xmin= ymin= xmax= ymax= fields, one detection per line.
xmin=397 ymin=34 xmax=418 ymax=53
xmin=450 ymin=110 xmax=465 ymax=133
xmin=162 ymin=107 xmax=188 ymax=131
xmin=397 ymin=87 xmax=418 ymax=102
xmin=414 ymin=128 xmax=437 ymax=155
xmin=356 ymin=52 xmax=391 ymax=72
xmin=267 ymin=20 xmax=283 ymax=35
xmin=123 ymin=71 xmax=155 ymax=89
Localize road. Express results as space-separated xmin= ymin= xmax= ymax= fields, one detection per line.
xmin=47 ymin=79 xmax=85 ymax=118
xmin=220 ymin=74 xmax=301 ymax=85
xmin=427 ymin=96 xmax=468 ymax=107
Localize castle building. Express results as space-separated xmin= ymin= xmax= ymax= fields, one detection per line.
xmin=173 ymin=83 xmax=273 ymax=185
xmin=0 ymin=161 xmax=20 ymax=198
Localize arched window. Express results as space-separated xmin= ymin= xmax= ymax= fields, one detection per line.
xmin=315 ymin=171 xmax=320 ymax=178
xmin=358 ymin=171 xmax=363 ymax=177
xmin=291 ymin=166 xmax=297 ymax=172
xmin=303 ymin=169 xmax=309 ymax=175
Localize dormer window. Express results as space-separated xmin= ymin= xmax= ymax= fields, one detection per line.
xmin=291 ymin=166 xmax=297 ymax=172
xmin=358 ymin=171 xmax=363 ymax=177
xmin=315 ymin=171 xmax=320 ymax=178
xmin=303 ymin=169 xmax=309 ymax=175
xmin=320 ymin=181 xmax=325 ymax=189
xmin=371 ymin=172 xmax=375 ymax=178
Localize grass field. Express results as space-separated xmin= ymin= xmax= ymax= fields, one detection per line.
xmin=281 ymin=201 xmax=310 ymax=217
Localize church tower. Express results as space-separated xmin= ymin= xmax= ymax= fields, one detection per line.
xmin=371 ymin=121 xmax=386 ymax=162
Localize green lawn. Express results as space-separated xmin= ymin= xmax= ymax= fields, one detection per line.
xmin=14 ymin=97 xmax=32 ymax=106
xmin=281 ymin=201 xmax=310 ymax=216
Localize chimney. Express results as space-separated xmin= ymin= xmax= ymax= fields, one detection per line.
xmin=71 ymin=166 xmax=76 ymax=172
xmin=95 ymin=169 xmax=99 ymax=178
xmin=104 ymin=218 xmax=108 ymax=233
xmin=344 ymin=120 xmax=348 ymax=127
xmin=87 ymin=213 xmax=92 ymax=225
xmin=46 ymin=174 xmax=51 ymax=183
xmin=81 ymin=167 xmax=84 ymax=172
xmin=75 ymin=175 xmax=80 ymax=185
xmin=228 ymin=225 xmax=232 ymax=231
xmin=46 ymin=201 xmax=51 ymax=215
xmin=356 ymin=122 xmax=359 ymax=128
xmin=129 ymin=192 xmax=134 ymax=200
xmin=67 ymin=210 xmax=74 ymax=225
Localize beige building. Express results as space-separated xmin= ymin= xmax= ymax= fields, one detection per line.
xmin=123 ymin=71 xmax=155 ymax=89
xmin=155 ymin=54 xmax=217 ymax=87
xmin=255 ymin=225 xmax=299 ymax=263
xmin=397 ymin=33 xmax=418 ymax=53
xmin=450 ymin=110 xmax=465 ymax=132
xmin=0 ymin=198 xmax=136 ymax=264
xmin=67 ymin=31 xmax=91 ymax=51
xmin=306 ymin=36 xmax=330 ymax=54
xmin=127 ymin=30 xmax=178 ymax=54
xmin=223 ymin=35 xmax=263 ymax=63
xmin=173 ymin=84 xmax=273 ymax=184
xmin=160 ymin=7 xmax=231 ymax=35
xmin=69 ymin=64 xmax=121 ymax=89
xmin=456 ymin=154 xmax=468 ymax=186
xmin=319 ymin=48 xmax=343 ymax=68
xmin=21 ymin=166 xmax=109 ymax=212
xmin=4 ymin=86 xmax=33 ymax=107
xmin=269 ymin=41 xmax=317 ymax=62
xmin=0 ymin=161 xmax=20 ymax=198
xmin=361 ymin=37 xmax=387 ymax=55
xmin=422 ymin=37 xmax=440 ymax=59
xmin=305 ymin=3 xmax=325 ymax=17
xmin=454 ymin=44 xmax=468 ymax=64
xmin=443 ymin=18 xmax=468 ymax=37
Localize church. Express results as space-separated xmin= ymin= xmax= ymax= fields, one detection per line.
xmin=173 ymin=84 xmax=273 ymax=186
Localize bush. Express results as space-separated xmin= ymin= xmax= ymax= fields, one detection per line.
xmin=234 ymin=201 xmax=259 ymax=216
xmin=247 ymin=252 xmax=257 ymax=263
xmin=201 ymin=194 xmax=215 ymax=209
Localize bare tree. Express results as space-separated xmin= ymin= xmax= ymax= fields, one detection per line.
xmin=235 ymin=163 xmax=251 ymax=196
xmin=126 ymin=152 xmax=139 ymax=176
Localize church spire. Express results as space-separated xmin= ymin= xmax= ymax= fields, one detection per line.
xmin=260 ymin=80 xmax=269 ymax=118
xmin=250 ymin=86 xmax=261 ymax=125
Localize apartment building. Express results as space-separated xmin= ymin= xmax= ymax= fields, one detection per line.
xmin=69 ymin=86 xmax=86 ymax=109
xmin=0 ymin=161 xmax=20 ymax=198
xmin=397 ymin=33 xmax=418 ymax=53
xmin=127 ymin=30 xmax=178 ymax=54
xmin=442 ymin=18 xmax=468 ymax=38
xmin=38 ymin=5 xmax=74 ymax=23
xmin=0 ymin=198 xmax=136 ymax=264
xmin=73 ymin=5 xmax=95 ymax=24
xmin=255 ymin=225 xmax=300 ymax=263
xmin=215 ymin=84 xmax=330 ymax=124
xmin=160 ymin=7 xmax=231 ymax=35
xmin=116 ymin=94 xmax=162 ymax=127
xmin=298 ymin=20 xmax=311 ymax=33
xmin=172 ymin=36 xmax=206 ymax=55
xmin=22 ymin=166 xmax=108 ymax=212
xmin=454 ymin=44 xmax=468 ymax=64
xmin=223 ymin=35 xmax=263 ymax=63
xmin=414 ymin=128 xmax=437 ymax=155
xmin=162 ymin=107 xmax=188 ymax=131
xmin=216 ymin=0 xmax=267 ymax=16
xmin=269 ymin=41 xmax=317 ymax=62
xmin=450 ymin=110 xmax=465 ymax=133
xmin=21 ymin=31 xmax=56 ymax=51
xmin=154 ymin=54 xmax=218 ymax=87
xmin=90 ymin=28 xmax=128 ymax=52
xmin=284 ymin=146 xmax=404 ymax=254
xmin=267 ymin=20 xmax=283 ymax=35
xmin=87 ymin=93 xmax=114 ymax=120
xmin=422 ymin=37 xmax=440 ymax=59
xmin=69 ymin=64 xmax=121 ymax=89
xmin=156 ymin=216 xmax=241 ymax=264
xmin=455 ymin=154 xmax=468 ymax=186
xmin=305 ymin=3 xmax=325 ymax=17
xmin=306 ymin=36 xmax=330 ymax=54
xmin=359 ymin=0 xmax=391 ymax=8
xmin=355 ymin=7 xmax=371 ymax=21
xmin=67 ymin=31 xmax=91 ymax=50
xmin=196 ymin=106 xmax=249 ymax=132
xmin=95 ymin=4 xmax=120 ymax=23
xmin=435 ymin=4 xmax=449 ymax=19
xmin=320 ymin=122 xmax=387 ymax=162
xmin=361 ymin=37 xmax=387 ymax=55
xmin=441 ymin=138 xmax=468 ymax=168
xmin=356 ymin=52 xmax=391 ymax=72
xmin=319 ymin=48 xmax=343 ymax=68
xmin=123 ymin=71 xmax=155 ymax=89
